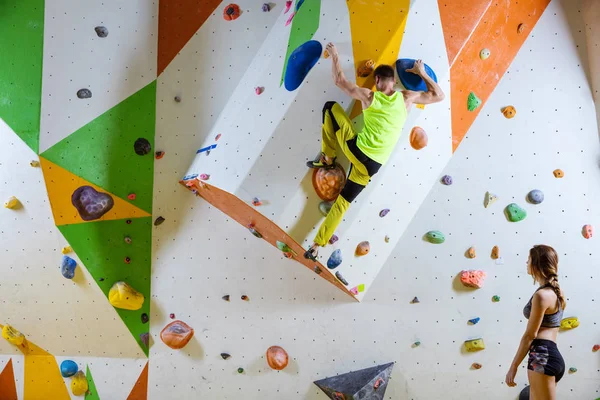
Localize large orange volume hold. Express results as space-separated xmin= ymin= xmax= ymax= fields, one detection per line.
xmin=160 ymin=320 xmax=194 ymax=349
xmin=312 ymin=164 xmax=346 ymax=201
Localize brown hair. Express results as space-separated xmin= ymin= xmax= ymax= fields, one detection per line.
xmin=374 ymin=65 xmax=395 ymax=81
xmin=529 ymin=245 xmax=566 ymax=309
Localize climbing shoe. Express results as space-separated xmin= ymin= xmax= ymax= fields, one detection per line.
xmin=306 ymin=153 xmax=336 ymax=170
xmin=304 ymin=246 xmax=319 ymax=261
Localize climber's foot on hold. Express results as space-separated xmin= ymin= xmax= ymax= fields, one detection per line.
xmin=307 ymin=153 xmax=336 ymax=170
xmin=304 ymin=243 xmax=319 ymax=261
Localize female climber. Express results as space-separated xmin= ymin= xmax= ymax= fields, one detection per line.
xmin=505 ymin=245 xmax=566 ymax=399
xmin=304 ymin=42 xmax=445 ymax=260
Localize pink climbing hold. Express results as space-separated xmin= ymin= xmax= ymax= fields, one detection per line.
xmin=284 ymin=0 xmax=292 ymax=13
xmin=255 ymin=87 xmax=264 ymax=95
xmin=582 ymin=224 xmax=593 ymax=239
xmin=460 ymin=270 xmax=487 ymax=289
xmin=199 ymin=174 xmax=210 ymax=181
xmin=350 ymin=287 xmax=359 ymax=295
xmin=285 ymin=12 xmax=295 ymax=26
xmin=170 ymin=313 xmax=175 ymax=319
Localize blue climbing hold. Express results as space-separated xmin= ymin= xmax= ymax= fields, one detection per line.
xmin=327 ymin=249 xmax=342 ymax=269
xmin=284 ymin=40 xmax=322 ymax=91
xmin=468 ymin=317 xmax=480 ymax=325
xmin=295 ymin=0 xmax=305 ymax=11
xmin=61 ymin=256 xmax=77 ymax=279
xmin=396 ymin=59 xmax=438 ymax=92
xmin=60 ymin=360 xmax=78 ymax=377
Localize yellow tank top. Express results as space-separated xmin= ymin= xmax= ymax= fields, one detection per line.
xmin=356 ymin=91 xmax=407 ymax=165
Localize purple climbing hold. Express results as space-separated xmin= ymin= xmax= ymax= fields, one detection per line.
xmin=441 ymin=175 xmax=452 ymax=185
xmin=328 ymin=234 xmax=339 ymax=245
xmin=139 ymin=332 xmax=149 ymax=348
xmin=72 ymin=186 xmax=115 ymax=221
xmin=261 ymin=3 xmax=270 ymax=11
xmin=379 ymin=209 xmax=390 ymax=217
xmin=61 ymin=256 xmax=77 ymax=279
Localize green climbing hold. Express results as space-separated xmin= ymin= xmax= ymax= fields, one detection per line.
xmin=492 ymin=295 xmax=500 ymax=302
xmin=424 ymin=231 xmax=445 ymax=244
xmin=467 ymin=92 xmax=482 ymax=112
xmin=505 ymin=203 xmax=527 ymax=222
xmin=237 ymin=367 xmax=244 ymax=374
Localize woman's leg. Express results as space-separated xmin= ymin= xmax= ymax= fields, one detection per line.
xmin=527 ymin=369 xmax=556 ymax=400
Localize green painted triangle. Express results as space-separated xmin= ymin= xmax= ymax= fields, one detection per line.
xmin=85 ymin=365 xmax=101 ymax=400
xmin=41 ymin=81 xmax=156 ymax=213
xmin=58 ymin=218 xmax=152 ymax=357
xmin=280 ymin=0 xmax=321 ymax=86
xmin=0 ymin=0 xmax=44 ymax=153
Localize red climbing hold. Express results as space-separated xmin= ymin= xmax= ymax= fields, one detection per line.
xmin=128 ymin=193 xmax=136 ymax=200
xmin=215 ymin=134 xmax=222 ymax=141
xmin=593 ymin=344 xmax=600 ymax=352
xmin=223 ymin=4 xmax=240 ymax=21
xmin=255 ymin=87 xmax=264 ymax=95
xmin=155 ymin=151 xmax=165 ymax=159
xmin=169 ymin=313 xmax=175 ymax=319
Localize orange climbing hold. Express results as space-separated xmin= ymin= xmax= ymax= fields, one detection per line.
xmin=160 ymin=320 xmax=194 ymax=349
xmin=467 ymin=247 xmax=476 ymax=259
xmin=223 ymin=4 xmax=241 ymax=20
xmin=357 ymin=60 xmax=375 ymax=78
xmin=460 ymin=270 xmax=486 ymax=288
xmin=502 ymin=106 xmax=516 ymax=119
xmin=266 ymin=346 xmax=289 ymax=370
xmin=491 ymin=246 xmax=499 ymax=259
xmin=553 ymin=169 xmax=564 ymax=178
xmin=355 ymin=241 xmax=370 ymax=256
xmin=409 ymin=126 xmax=428 ymax=150
xmin=312 ymin=164 xmax=346 ymax=202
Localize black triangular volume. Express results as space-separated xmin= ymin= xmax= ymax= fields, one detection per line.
xmin=314 ymin=362 xmax=394 ymax=399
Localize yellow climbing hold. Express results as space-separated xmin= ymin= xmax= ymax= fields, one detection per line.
xmin=560 ymin=317 xmax=579 ymax=330
xmin=464 ymin=338 xmax=485 ymax=352
xmin=70 ymin=371 xmax=88 ymax=396
xmin=61 ymin=246 xmax=73 ymax=254
xmin=108 ymin=281 xmax=145 ymax=310
xmin=4 ymin=196 xmax=19 ymax=209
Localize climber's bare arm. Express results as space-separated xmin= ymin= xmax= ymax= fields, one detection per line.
xmin=327 ymin=42 xmax=373 ymax=109
xmin=402 ymin=59 xmax=445 ymax=110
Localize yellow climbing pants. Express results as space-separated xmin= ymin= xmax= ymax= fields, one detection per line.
xmin=314 ymin=102 xmax=381 ymax=246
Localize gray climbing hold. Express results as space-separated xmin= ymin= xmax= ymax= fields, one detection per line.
xmin=319 ymin=201 xmax=332 ymax=216
xmin=527 ymin=189 xmax=544 ymax=204
xmin=467 ymin=92 xmax=482 ymax=111
xmin=154 ymin=216 xmax=165 ymax=226
xmin=94 ymin=26 xmax=108 ymax=38
xmin=221 ymin=353 xmax=231 ymax=360
xmin=505 ymin=203 xmax=527 ymax=222
xmin=261 ymin=3 xmax=270 ymax=11
xmin=335 ymin=271 xmax=348 ymax=285
xmin=222 ymin=295 xmax=230 ymax=301
xmin=424 ymin=230 xmax=445 ymax=244
xmin=76 ymin=88 xmax=92 ymax=99
xmin=411 ymin=297 xmax=420 ymax=304
xmin=519 ymin=386 xmax=530 ymax=400
xmin=174 ymin=95 xmax=181 ymax=103
xmin=441 ymin=175 xmax=452 ymax=185
xmin=327 ymin=249 xmax=342 ymax=269
xmin=314 ymin=362 xmax=394 ymax=400
xmin=139 ymin=332 xmax=149 ymax=348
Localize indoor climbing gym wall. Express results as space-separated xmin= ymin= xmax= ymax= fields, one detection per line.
xmin=1 ymin=0 xmax=600 ymax=399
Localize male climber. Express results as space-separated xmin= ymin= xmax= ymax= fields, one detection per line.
xmin=304 ymin=42 xmax=445 ymax=260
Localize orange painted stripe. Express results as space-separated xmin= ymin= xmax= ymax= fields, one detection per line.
xmin=448 ymin=0 xmax=550 ymax=152
xmin=0 ymin=359 xmax=18 ymax=400
xmin=127 ymin=362 xmax=149 ymax=400
xmin=438 ymin=0 xmax=492 ymax=66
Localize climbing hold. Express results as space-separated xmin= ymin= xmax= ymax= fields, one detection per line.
xmin=357 ymin=59 xmax=375 ymax=78
xmin=560 ymin=317 xmax=579 ymax=330
xmin=174 ymin=95 xmax=181 ymax=103
xmin=3 ymin=196 xmax=19 ymax=209
xmin=484 ymin=191 xmax=498 ymax=208
xmin=582 ymin=224 xmax=593 ymax=239
xmin=60 ymin=360 xmax=78 ymax=378
xmin=241 ymin=295 xmax=249 ymax=301
xmin=468 ymin=317 xmax=480 ymax=325
xmin=502 ymin=106 xmax=516 ymax=119
xmin=492 ymin=295 xmax=501 ymax=302
xmin=355 ymin=241 xmax=370 ymax=256
xmin=141 ymin=313 xmax=149 ymax=324
xmin=479 ymin=48 xmax=490 ymax=60
xmin=409 ymin=126 xmax=428 ymax=150
xmin=505 ymin=203 xmax=527 ymax=222
xmin=199 ymin=174 xmax=210 ymax=181
xmin=471 ymin=363 xmax=482 ymax=370
xmin=527 ymin=189 xmax=544 ymax=204
xmin=491 ymin=246 xmax=499 ymax=259
xmin=154 ymin=216 xmax=165 ymax=226
xmin=295 ymin=0 xmax=305 ymax=11
xmin=76 ymin=88 xmax=92 ymax=99
xmin=424 ymin=230 xmax=445 ymax=244
xmin=139 ymin=332 xmax=149 ymax=348
xmin=410 ymin=297 xmax=420 ymax=304
xmin=215 ymin=133 xmax=222 ymax=141
xmin=327 ymin=249 xmax=342 ymax=269
xmin=464 ymin=338 xmax=485 ymax=352
xmin=221 ymin=353 xmax=231 ymax=360
xmin=108 ymin=281 xmax=144 ymax=310
xmin=71 ymin=186 xmax=114 ymax=221
xmin=223 ymin=4 xmax=241 ymax=21
xmin=167 ymin=313 xmax=174 ymax=320
xmin=519 ymin=386 xmax=530 ymax=400
xmin=312 ymin=161 xmax=346 ymax=201
xmin=71 ymin=370 xmax=88 ymax=396
xmin=261 ymin=3 xmax=270 ymax=12
xmin=413 ymin=341 xmax=421 ymax=347
xmin=460 ymin=270 xmax=487 ymax=289
xmin=384 ymin=235 xmax=390 ymax=243
xmin=30 ymin=160 xmax=40 ymax=167
xmin=313 ymin=266 xmax=322 ymax=274
xmin=126 ymin=219 xmax=132 ymax=224
xmin=134 ymin=138 xmax=151 ymax=155
xmin=124 ymin=236 xmax=132 ymax=244
xmin=328 ymin=234 xmax=339 ymax=245
xmin=124 ymin=256 xmax=131 ymax=264
xmin=266 ymin=346 xmax=289 ymax=370
xmin=441 ymin=175 xmax=453 ymax=185
xmin=155 ymin=151 xmax=165 ymax=159
xmin=323 ymin=49 xmax=329 ymax=58
xmin=1 ymin=324 xmax=25 ymax=346
xmin=517 ymin=23 xmax=526 ymax=34
xmin=160 ymin=320 xmax=194 ymax=350
xmin=569 ymin=367 xmax=577 ymax=373
xmin=467 ymin=92 xmax=482 ymax=111
xmin=276 ymin=241 xmax=296 ymax=256
xmin=99 ymin=277 xmax=104 ymax=281
xmin=335 ymin=271 xmax=348 ymax=286
xmin=284 ymin=40 xmax=322 ymax=91
xmin=248 ymin=226 xmax=263 ymax=238
xmin=252 ymin=197 xmax=262 ymax=206
xmin=237 ymin=367 xmax=244 ymax=374
xmin=285 ymin=11 xmax=296 ymax=26
xmin=94 ymin=26 xmax=108 ymax=38
xmin=284 ymin=0 xmax=292 ymax=13
xmin=553 ymin=169 xmax=564 ymax=178
xmin=222 ymin=295 xmax=230 ymax=301
xmin=350 ymin=286 xmax=359 ymax=295
xmin=396 ymin=59 xmax=438 ymax=92
xmin=255 ymin=86 xmax=264 ymax=95
xmin=467 ymin=247 xmax=476 ymax=259
xmin=127 ymin=193 xmax=136 ymax=201
xmin=61 ymin=246 xmax=72 ymax=254
xmin=379 ymin=208 xmax=390 ymax=217
xmin=61 ymin=255 xmax=77 ymax=279
xmin=592 ymin=344 xmax=600 ymax=352
xmin=319 ymin=201 xmax=332 ymax=217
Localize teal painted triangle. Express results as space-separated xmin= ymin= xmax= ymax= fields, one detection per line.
xmin=58 ymin=218 xmax=152 ymax=357
xmin=85 ymin=365 xmax=101 ymax=400
xmin=280 ymin=0 xmax=321 ymax=86
xmin=41 ymin=82 xmax=156 ymax=213
xmin=0 ymin=0 xmax=44 ymax=153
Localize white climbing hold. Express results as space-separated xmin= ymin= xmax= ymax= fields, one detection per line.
xmin=484 ymin=192 xmax=497 ymax=208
